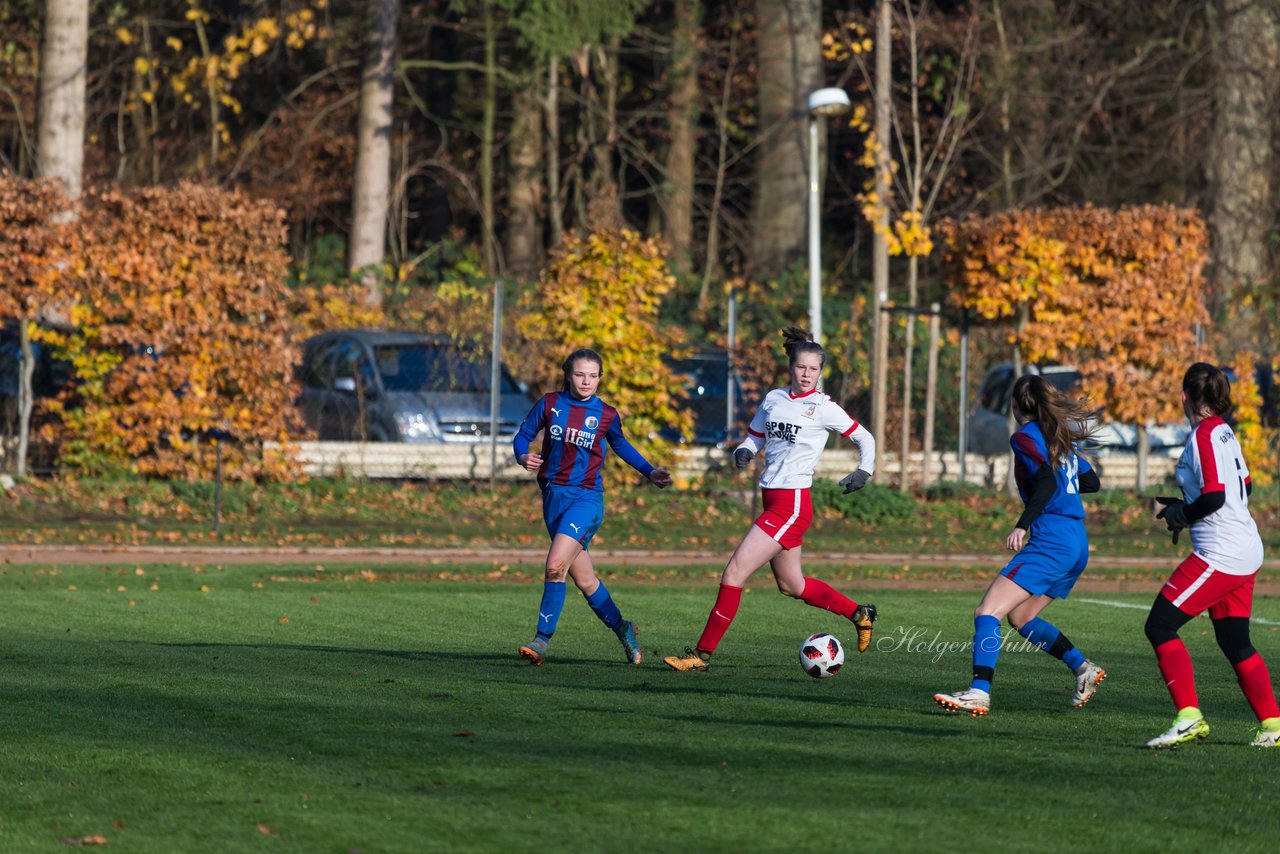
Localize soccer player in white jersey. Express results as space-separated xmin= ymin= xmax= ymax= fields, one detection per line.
xmin=663 ymin=327 xmax=877 ymax=671
xmin=1144 ymin=363 xmax=1280 ymax=748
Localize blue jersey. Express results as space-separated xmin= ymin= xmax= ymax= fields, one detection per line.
xmin=1010 ymin=421 xmax=1092 ymax=520
xmin=513 ymin=392 xmax=653 ymax=493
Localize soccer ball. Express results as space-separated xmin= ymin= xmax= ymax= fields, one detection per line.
xmin=799 ymin=632 xmax=844 ymax=678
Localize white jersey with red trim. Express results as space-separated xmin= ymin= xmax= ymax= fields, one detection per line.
xmin=1176 ymin=416 xmax=1262 ymax=575
xmin=736 ymin=388 xmax=876 ymax=489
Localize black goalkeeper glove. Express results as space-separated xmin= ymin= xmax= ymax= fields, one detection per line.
xmin=733 ymin=448 xmax=754 ymax=469
xmin=840 ymin=469 xmax=872 ymax=494
xmin=1156 ymin=497 xmax=1189 ymax=545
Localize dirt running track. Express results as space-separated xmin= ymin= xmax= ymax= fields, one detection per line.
xmin=4 ymin=544 xmax=1280 ymax=594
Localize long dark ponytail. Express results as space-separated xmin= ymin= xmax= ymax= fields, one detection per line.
xmin=1010 ymin=375 xmax=1099 ymax=466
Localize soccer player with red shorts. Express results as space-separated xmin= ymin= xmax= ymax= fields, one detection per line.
xmin=663 ymin=327 xmax=877 ymax=671
xmin=1144 ymin=362 xmax=1280 ymax=748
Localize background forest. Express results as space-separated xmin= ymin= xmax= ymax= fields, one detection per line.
xmin=3 ymin=0 xmax=1280 ymax=481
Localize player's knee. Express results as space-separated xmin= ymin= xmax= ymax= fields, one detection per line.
xmin=1144 ymin=597 xmax=1185 ymax=647
xmin=1213 ymin=617 xmax=1256 ymax=665
xmin=776 ymin=578 xmax=804 ymax=598
xmin=543 ymin=562 xmax=569 ymax=582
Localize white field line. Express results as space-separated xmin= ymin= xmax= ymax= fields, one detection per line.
xmin=1076 ymin=597 xmax=1280 ymax=627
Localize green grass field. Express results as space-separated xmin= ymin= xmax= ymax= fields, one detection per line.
xmin=2 ymin=562 xmax=1279 ymax=852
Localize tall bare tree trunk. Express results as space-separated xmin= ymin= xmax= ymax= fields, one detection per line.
xmin=32 ymin=0 xmax=88 ymax=477
xmin=505 ymin=75 xmax=544 ymax=280
xmin=15 ymin=323 xmax=36 ymax=478
xmin=546 ymin=56 xmax=564 ymax=247
xmin=1207 ymin=0 xmax=1280 ymax=318
xmin=748 ymin=0 xmax=820 ymax=274
xmin=480 ymin=4 xmax=499 ymax=272
xmin=37 ymin=0 xmax=88 ymax=206
xmin=349 ymin=0 xmax=397 ymax=306
xmin=665 ymin=0 xmax=700 ymax=278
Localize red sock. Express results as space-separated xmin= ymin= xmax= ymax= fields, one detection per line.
xmin=1233 ymin=653 xmax=1280 ymax=722
xmin=695 ymin=584 xmax=742 ymax=654
xmin=798 ymin=577 xmax=858 ymax=620
xmin=1154 ymin=638 xmax=1199 ymax=710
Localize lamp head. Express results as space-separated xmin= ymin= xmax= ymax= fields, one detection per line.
xmin=807 ymin=87 xmax=851 ymax=117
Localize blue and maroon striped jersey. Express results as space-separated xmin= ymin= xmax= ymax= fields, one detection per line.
xmin=1011 ymin=421 xmax=1091 ymax=519
xmin=513 ymin=392 xmax=654 ymax=492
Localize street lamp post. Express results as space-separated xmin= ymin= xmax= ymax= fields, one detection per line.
xmin=806 ymin=87 xmax=851 ymax=345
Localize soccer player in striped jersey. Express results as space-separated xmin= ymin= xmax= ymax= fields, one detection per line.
xmin=512 ymin=347 xmax=672 ymax=666
xmin=933 ymin=374 xmax=1104 ymax=716
xmin=663 ymin=327 xmax=877 ymax=671
xmin=1144 ymin=363 xmax=1280 ymax=748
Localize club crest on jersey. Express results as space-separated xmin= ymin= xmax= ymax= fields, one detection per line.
xmin=802 ymin=403 xmax=816 ymax=419
xmin=585 ymin=416 xmax=599 ymax=430
xmin=767 ymin=421 xmax=800 ymax=444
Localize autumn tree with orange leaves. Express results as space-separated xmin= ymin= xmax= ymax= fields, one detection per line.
xmin=945 ymin=205 xmax=1210 ymax=482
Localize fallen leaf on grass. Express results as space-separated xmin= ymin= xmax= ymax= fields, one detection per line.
xmin=59 ymin=835 xmax=107 ymax=846
xmin=257 ymin=824 xmax=276 ymax=836
xmin=452 ymin=731 xmax=475 ymax=738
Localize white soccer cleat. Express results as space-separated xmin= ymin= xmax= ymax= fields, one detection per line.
xmin=1071 ymin=660 xmax=1106 ymax=709
xmin=1250 ymin=727 xmax=1280 ymax=749
xmin=1146 ymin=715 xmax=1210 ymax=749
xmin=933 ymin=688 xmax=991 ymax=717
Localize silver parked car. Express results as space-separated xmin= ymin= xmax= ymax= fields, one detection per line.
xmin=296 ymin=329 xmax=531 ymax=442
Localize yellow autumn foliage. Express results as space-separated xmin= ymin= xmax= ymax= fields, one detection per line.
xmin=514 ymin=229 xmax=693 ymax=456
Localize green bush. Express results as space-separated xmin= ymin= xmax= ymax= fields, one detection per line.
xmin=811 ymin=477 xmax=918 ymax=525
xmin=921 ymin=480 xmax=987 ymax=503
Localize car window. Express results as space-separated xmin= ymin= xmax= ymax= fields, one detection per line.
xmin=666 ymin=357 xmax=729 ymax=399
xmin=332 ymin=340 xmax=377 ymax=391
xmin=1043 ymin=370 xmax=1081 ymax=392
xmin=299 ymin=342 xmax=338 ymax=388
xmin=977 ymin=366 xmax=1013 ymax=414
xmin=374 ymin=344 xmax=519 ymax=394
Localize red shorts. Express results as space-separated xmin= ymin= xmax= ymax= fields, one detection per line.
xmin=1159 ymin=552 xmax=1257 ymax=619
xmin=754 ymin=488 xmax=812 ymax=550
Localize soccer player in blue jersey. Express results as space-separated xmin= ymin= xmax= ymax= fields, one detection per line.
xmin=512 ymin=347 xmax=672 ymax=666
xmin=934 ymin=375 xmax=1104 ymax=716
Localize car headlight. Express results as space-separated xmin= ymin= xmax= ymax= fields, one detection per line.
xmin=393 ymin=411 xmax=440 ymax=441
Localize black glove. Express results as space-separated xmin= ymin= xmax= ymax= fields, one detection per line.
xmin=1156 ymin=498 xmax=1189 ymax=545
xmin=840 ymin=469 xmax=871 ymax=494
xmin=733 ymin=447 xmax=754 ymax=469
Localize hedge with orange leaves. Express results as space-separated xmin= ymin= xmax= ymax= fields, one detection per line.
xmin=38 ymin=182 xmax=300 ymax=479
xmin=944 ymin=205 xmax=1210 ymax=428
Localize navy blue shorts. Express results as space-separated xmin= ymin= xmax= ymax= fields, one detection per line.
xmin=1001 ymin=516 xmax=1089 ymax=600
xmin=542 ymin=486 xmax=604 ymax=548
